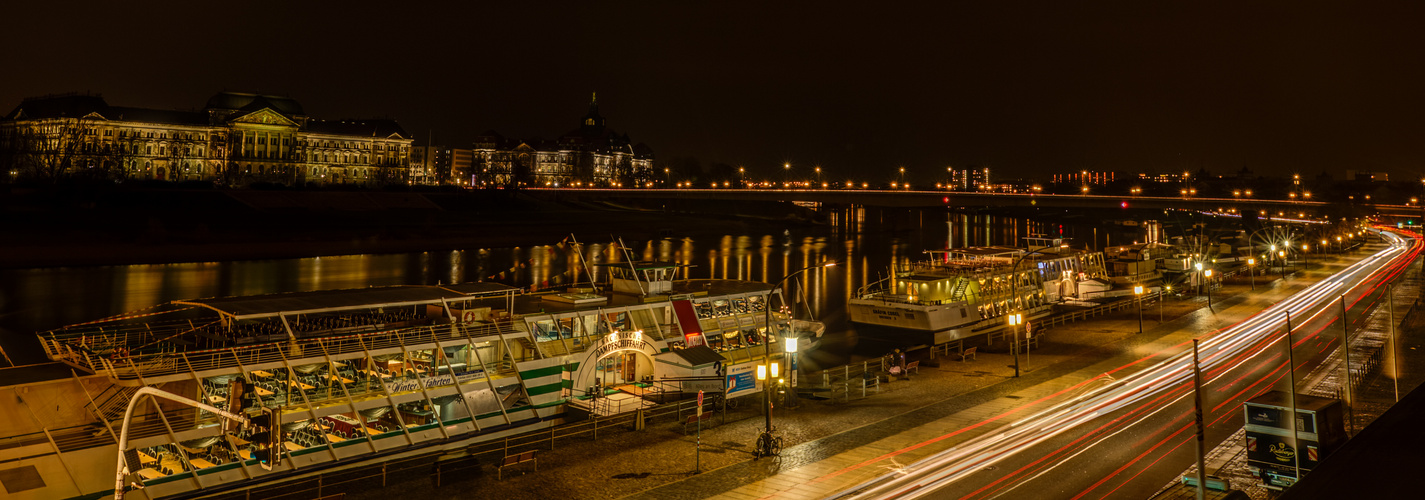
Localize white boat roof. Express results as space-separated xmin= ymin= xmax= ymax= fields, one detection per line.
xmin=930 ymin=247 xmax=1022 ymax=258
xmin=176 ymin=283 xmax=518 ymax=320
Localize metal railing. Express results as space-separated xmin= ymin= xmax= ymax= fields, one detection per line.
xmin=58 ymin=321 xmax=528 ymax=380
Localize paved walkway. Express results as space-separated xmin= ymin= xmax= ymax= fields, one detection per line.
xmin=622 ymin=250 xmax=1378 ymax=500
xmin=340 ymin=246 xmax=1389 ymax=500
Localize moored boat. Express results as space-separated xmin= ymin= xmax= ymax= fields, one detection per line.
xmin=3 ymin=257 xmax=818 ymax=499
xmin=847 ymin=237 xmax=1107 ymax=344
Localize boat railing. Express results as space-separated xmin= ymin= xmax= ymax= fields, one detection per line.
xmin=898 ymin=258 xmax=1016 ymax=275
xmin=91 ymin=320 xmax=523 ymax=380
xmin=856 ymin=294 xmax=963 ymax=307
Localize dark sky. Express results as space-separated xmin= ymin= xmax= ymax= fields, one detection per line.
xmin=4 ymin=1 xmax=1422 ymax=184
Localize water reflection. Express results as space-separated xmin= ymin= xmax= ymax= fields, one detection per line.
xmin=0 ymin=207 xmax=1105 ymax=368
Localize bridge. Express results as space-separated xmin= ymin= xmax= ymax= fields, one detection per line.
xmin=527 ymin=188 xmax=1414 ymax=220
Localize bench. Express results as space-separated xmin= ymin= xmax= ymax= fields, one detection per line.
xmin=683 ymin=412 xmax=715 ymax=434
xmin=497 ymin=450 xmax=537 ymax=479
xmin=904 ymin=360 xmax=919 ymax=375
xmin=957 ymin=347 xmax=977 ymax=362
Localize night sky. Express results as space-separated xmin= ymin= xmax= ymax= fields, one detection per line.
xmin=4 ymin=1 xmax=1422 ymax=184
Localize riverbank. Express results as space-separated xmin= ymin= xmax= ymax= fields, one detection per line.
xmin=259 ymin=239 xmax=1395 ymax=500
xmin=0 ymin=187 xmax=823 ymax=268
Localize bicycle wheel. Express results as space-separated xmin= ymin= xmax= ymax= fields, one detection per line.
xmin=772 ymin=436 xmax=784 ymax=456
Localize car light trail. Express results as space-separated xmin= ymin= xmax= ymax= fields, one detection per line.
xmin=833 ymin=228 xmax=1419 ymax=500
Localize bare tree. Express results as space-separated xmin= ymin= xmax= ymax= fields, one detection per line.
xmin=14 ymin=117 xmax=96 ymax=183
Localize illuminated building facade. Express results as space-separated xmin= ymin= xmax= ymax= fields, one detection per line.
xmin=948 ymin=167 xmax=991 ymax=190
xmin=469 ymin=95 xmax=655 ymax=188
xmin=1344 ymin=170 xmax=1388 ymax=182
xmin=1137 ymin=173 xmax=1184 ymax=183
xmin=0 ymin=92 xmax=412 ymax=186
xmin=1053 ymin=171 xmax=1117 ymax=185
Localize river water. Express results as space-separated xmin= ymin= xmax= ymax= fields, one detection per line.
xmin=0 ymin=207 xmax=1103 ymax=370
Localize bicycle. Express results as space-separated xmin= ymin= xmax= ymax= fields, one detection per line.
xmin=753 ymin=429 xmax=783 ymax=458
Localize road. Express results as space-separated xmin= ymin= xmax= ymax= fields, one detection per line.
xmin=836 ymin=228 xmax=1421 ymax=500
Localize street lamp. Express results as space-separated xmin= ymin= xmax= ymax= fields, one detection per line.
xmin=899 ymin=166 xmax=906 ymax=185
xmin=1204 ymin=269 xmax=1214 ymax=310
xmin=785 ymin=336 xmax=799 ymax=408
xmin=1279 ymin=250 xmax=1287 ymax=278
xmin=1006 ymin=313 xmax=1023 ymax=377
xmin=814 ymin=166 xmax=821 ymax=187
xmin=1246 ymin=258 xmax=1255 ymax=290
xmin=1161 ymin=285 xmax=1170 ymax=322
xmin=1134 ymin=285 xmax=1144 ymax=333
xmin=756 ymin=261 xmax=835 ymax=458
xmin=1194 ymin=262 xmax=1203 ymax=297
xmin=1302 ymin=243 xmax=1309 ymax=269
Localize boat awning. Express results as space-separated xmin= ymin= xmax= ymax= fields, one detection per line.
xmin=177 ymin=284 xmax=516 ymax=320
xmin=591 ymin=261 xmax=689 ymax=271
xmin=438 ymin=282 xmax=522 ymax=297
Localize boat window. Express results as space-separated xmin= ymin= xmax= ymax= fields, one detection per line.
xmin=626 ymin=309 xmax=661 ymax=339
xmin=748 ymin=295 xmax=766 ymax=312
xmin=532 ymin=319 xmax=563 ymax=341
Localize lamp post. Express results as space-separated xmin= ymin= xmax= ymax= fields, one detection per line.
xmin=1194 ymin=262 xmax=1203 ymax=297
xmin=756 ymin=261 xmax=835 ymax=458
xmin=1271 ymin=242 xmax=1282 ymax=273
xmin=1204 ymin=269 xmax=1214 ymax=311
xmin=1007 ymin=313 xmax=1023 ymax=377
xmin=1247 ymin=258 xmax=1255 ymax=290
xmin=785 ymin=336 xmax=799 ymax=408
xmin=1302 ymin=244 xmax=1309 ymax=269
xmin=899 ymin=166 xmax=906 ymax=186
xmin=1134 ymin=285 xmax=1144 ymax=333
xmin=1161 ymin=285 xmax=1169 ymax=322
xmin=1278 ymin=249 xmax=1287 ymax=278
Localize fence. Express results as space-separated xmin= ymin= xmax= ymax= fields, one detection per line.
xmin=200 ymin=395 xmax=730 ymax=500
xmin=805 ymin=361 xmax=883 ymax=402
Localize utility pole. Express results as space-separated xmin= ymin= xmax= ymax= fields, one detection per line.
xmin=1389 ymin=283 xmax=1399 ymax=402
xmin=1340 ymin=295 xmax=1354 ymax=436
xmin=1192 ymin=339 xmax=1207 ymax=500
xmin=1286 ymin=311 xmax=1301 ymax=483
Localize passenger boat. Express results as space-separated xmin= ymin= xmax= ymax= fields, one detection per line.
xmin=847 ymin=237 xmax=1107 ymax=344
xmin=2 ymin=259 xmax=818 ymax=499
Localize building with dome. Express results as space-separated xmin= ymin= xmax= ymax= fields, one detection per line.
xmin=466 ymin=94 xmax=655 ymax=188
xmin=0 ymin=91 xmax=412 ymax=186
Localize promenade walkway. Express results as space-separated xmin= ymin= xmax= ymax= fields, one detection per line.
xmin=621 ymin=246 xmax=1394 ymax=500
xmin=338 ymin=241 xmax=1406 ymax=500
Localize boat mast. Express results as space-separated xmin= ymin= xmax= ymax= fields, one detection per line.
xmin=569 ymin=233 xmax=599 ymax=293
xmin=615 ymin=236 xmax=647 ymax=296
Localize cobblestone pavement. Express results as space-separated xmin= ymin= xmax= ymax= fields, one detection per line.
xmin=340 ymin=249 xmax=1400 ymax=500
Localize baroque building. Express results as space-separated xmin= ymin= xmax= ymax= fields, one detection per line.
xmin=0 ymin=92 xmax=412 ymax=186
xmin=469 ymin=94 xmax=655 ymax=188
